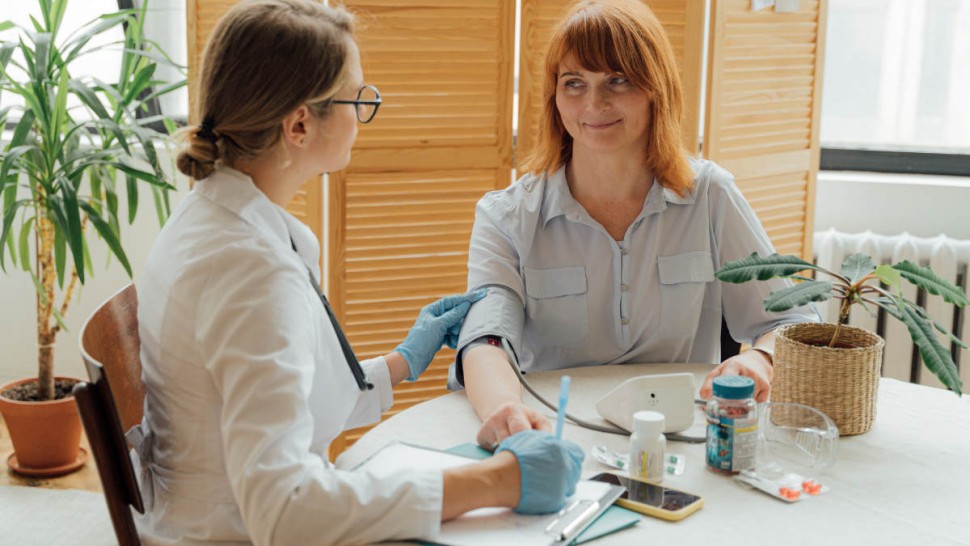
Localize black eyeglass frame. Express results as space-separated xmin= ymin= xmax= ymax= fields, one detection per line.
xmin=330 ymin=84 xmax=382 ymax=123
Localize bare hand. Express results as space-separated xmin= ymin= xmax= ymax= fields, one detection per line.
xmin=699 ymin=351 xmax=773 ymax=402
xmin=476 ymin=403 xmax=551 ymax=450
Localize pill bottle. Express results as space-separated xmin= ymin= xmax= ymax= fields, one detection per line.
xmin=630 ymin=410 xmax=665 ymax=483
xmin=705 ymin=376 xmax=757 ymax=475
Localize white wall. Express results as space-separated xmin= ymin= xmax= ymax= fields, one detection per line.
xmin=815 ymin=171 xmax=970 ymax=240
xmin=0 ymin=155 xmax=190 ymax=386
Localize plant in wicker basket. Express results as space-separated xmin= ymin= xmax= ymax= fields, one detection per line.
xmin=716 ymin=253 xmax=967 ymax=396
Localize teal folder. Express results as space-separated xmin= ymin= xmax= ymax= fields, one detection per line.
xmin=441 ymin=443 xmax=642 ymax=545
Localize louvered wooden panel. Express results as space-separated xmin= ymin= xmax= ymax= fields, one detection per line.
xmin=517 ymin=0 xmax=571 ymax=164
xmin=517 ymin=0 xmax=705 ymax=166
xmin=187 ymin=1 xmax=324 ymax=242
xmin=704 ymin=0 xmax=827 ymax=260
xmin=345 ymin=0 xmax=515 ymax=167
xmin=328 ymin=0 xmax=514 ymax=456
xmin=648 ymin=1 xmax=706 ymax=156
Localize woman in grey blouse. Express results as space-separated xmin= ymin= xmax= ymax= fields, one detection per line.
xmin=452 ymin=0 xmax=818 ymax=447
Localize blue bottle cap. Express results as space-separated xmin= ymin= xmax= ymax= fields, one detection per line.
xmin=712 ymin=376 xmax=755 ymax=399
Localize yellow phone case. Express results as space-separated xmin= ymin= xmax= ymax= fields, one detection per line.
xmin=611 ymin=474 xmax=704 ymax=521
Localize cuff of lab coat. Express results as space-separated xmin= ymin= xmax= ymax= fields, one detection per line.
xmin=363 ymin=356 xmax=394 ymax=413
xmin=409 ymin=469 xmax=445 ymax=542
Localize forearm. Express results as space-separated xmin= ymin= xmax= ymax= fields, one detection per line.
xmin=750 ymin=330 xmax=777 ymax=366
xmin=463 ymin=344 xmax=522 ymax=421
xmin=441 ymin=451 xmax=519 ymax=520
xmin=384 ymin=351 xmax=410 ymax=386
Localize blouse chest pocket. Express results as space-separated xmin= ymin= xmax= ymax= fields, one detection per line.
xmin=658 ymin=252 xmax=714 ymax=340
xmin=523 ymin=266 xmax=589 ymax=348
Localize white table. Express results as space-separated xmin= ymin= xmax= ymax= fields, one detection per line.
xmin=337 ymin=363 xmax=970 ymax=546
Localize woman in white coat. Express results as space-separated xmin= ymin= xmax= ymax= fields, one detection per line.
xmin=133 ymin=1 xmax=583 ymax=544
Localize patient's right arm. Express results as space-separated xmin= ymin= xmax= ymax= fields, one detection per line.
xmin=464 ymin=343 xmax=551 ymax=448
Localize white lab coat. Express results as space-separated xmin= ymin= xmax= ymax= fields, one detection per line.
xmin=133 ymin=165 xmax=442 ymax=545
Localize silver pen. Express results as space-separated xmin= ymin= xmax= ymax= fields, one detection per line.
xmin=556 ymin=500 xmax=600 ymax=542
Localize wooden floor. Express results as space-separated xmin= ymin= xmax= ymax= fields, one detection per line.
xmin=0 ymin=415 xmax=103 ymax=492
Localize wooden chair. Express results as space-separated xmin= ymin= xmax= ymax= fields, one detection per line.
xmin=73 ymin=284 xmax=145 ymax=546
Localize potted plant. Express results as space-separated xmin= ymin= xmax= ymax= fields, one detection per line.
xmin=0 ymin=0 xmax=183 ymax=475
xmin=716 ymin=252 xmax=967 ymax=434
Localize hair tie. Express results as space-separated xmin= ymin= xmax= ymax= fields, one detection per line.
xmin=197 ymin=116 xmax=218 ymax=143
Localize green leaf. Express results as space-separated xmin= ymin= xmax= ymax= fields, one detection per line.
xmin=134 ymin=79 xmax=187 ymax=106
xmin=50 ymin=304 xmax=68 ymax=332
xmin=111 ymin=162 xmax=175 ymax=190
xmin=0 ymin=198 xmax=27 ymax=270
xmin=48 ymin=0 xmax=69 ymax=39
xmin=764 ymin=280 xmax=834 ymax=312
xmin=0 ymin=21 xmax=14 ymax=33
xmin=874 ymin=264 xmax=902 ymax=291
xmin=893 ymin=261 xmax=970 ymax=307
xmin=31 ymin=32 xmax=50 ymax=84
xmin=716 ymin=253 xmax=828 ymax=283
xmin=54 ymin=225 xmax=65 ymax=288
xmin=124 ymin=62 xmax=156 ymax=103
xmin=50 ymin=66 xmax=70 ymax=153
xmin=10 ymin=108 xmax=36 ymax=149
xmin=61 ymin=15 xmax=127 ymax=65
xmin=45 ymin=194 xmax=84 ymax=283
xmin=899 ymin=304 xmax=963 ymax=395
xmin=901 ymin=297 xmax=970 ymax=350
xmin=68 ymin=78 xmax=111 ymax=121
xmin=60 ymin=174 xmax=86 ymax=277
xmin=126 ymin=174 xmax=138 ymax=224
xmin=18 ymin=216 xmax=34 ymax=272
xmin=79 ymin=201 xmax=131 ymax=277
xmin=840 ymin=253 xmax=876 ymax=284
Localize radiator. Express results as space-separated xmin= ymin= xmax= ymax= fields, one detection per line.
xmin=812 ymin=229 xmax=970 ymax=390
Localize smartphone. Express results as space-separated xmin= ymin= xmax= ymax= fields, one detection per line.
xmin=589 ymin=472 xmax=703 ymax=521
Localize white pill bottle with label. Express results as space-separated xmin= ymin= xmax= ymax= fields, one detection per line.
xmin=629 ymin=410 xmax=665 ymax=483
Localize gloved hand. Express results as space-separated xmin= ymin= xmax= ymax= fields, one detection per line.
xmin=396 ymin=289 xmax=487 ymax=381
xmin=496 ymin=430 xmax=585 ymax=514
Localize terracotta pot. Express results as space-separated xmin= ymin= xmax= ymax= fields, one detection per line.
xmin=773 ymin=323 xmax=884 ymax=436
xmin=0 ymin=376 xmax=86 ymax=476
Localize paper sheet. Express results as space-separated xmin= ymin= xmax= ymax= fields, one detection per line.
xmin=355 ymin=442 xmax=625 ymax=546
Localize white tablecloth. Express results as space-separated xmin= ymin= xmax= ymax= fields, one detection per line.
xmin=337 ymin=363 xmax=970 ymax=546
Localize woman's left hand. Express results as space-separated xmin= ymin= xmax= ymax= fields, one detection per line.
xmin=395 ymin=289 xmax=487 ymax=380
xmin=699 ymin=350 xmax=773 ymax=402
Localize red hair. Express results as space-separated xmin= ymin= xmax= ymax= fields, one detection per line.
xmin=521 ymin=0 xmax=694 ymax=197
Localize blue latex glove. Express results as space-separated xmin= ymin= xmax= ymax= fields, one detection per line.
xmin=496 ymin=430 xmax=585 ymax=514
xmin=396 ymin=289 xmax=487 ymax=381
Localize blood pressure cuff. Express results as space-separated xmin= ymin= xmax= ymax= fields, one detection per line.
xmin=447 ymin=285 xmax=525 ymax=391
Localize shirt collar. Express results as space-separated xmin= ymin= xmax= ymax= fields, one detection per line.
xmin=193 ymin=164 xmax=291 ymax=249
xmin=540 ymin=167 xmax=578 ymax=227
xmin=540 ymin=165 xmax=696 ymax=227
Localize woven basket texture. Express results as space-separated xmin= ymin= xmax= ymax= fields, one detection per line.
xmin=773 ymin=323 xmax=884 ymax=436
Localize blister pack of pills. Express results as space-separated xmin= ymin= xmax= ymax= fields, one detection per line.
xmin=735 ymin=470 xmax=829 ymax=503
xmin=591 ymin=444 xmax=686 ymax=476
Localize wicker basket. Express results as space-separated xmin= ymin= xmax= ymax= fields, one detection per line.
xmin=773 ymin=323 xmax=885 ymax=436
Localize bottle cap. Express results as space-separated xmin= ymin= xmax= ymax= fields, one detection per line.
xmin=632 ymin=410 xmax=665 ymax=437
xmin=712 ymin=376 xmax=755 ymax=399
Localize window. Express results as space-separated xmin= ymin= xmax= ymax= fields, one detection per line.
xmin=820 ymin=0 xmax=970 ymax=174
xmin=1 ymin=0 xmax=187 ymax=125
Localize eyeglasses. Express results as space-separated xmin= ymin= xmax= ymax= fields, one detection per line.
xmin=330 ymin=84 xmax=382 ymax=123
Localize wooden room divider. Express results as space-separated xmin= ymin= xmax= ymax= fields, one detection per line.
xmin=187 ymin=0 xmax=827 ymax=457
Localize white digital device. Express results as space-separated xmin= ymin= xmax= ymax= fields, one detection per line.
xmin=595 ymin=373 xmax=695 ymax=433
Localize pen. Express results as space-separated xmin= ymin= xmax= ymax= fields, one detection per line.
xmin=555 ymin=375 xmax=571 ymax=440
xmin=557 ymin=500 xmax=599 ymax=542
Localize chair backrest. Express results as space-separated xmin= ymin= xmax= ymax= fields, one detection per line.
xmin=74 ymin=283 xmax=144 ymax=546
xmin=721 ymin=318 xmax=742 ymax=360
